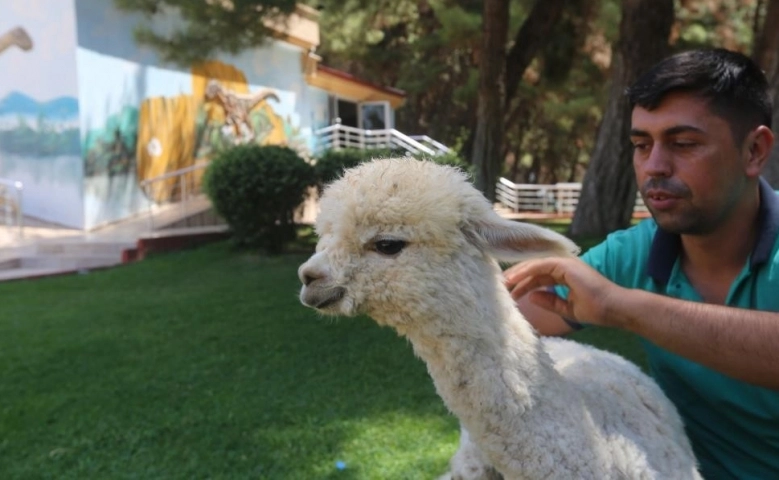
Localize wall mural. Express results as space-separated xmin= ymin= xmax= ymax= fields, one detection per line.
xmin=0 ymin=12 xmax=84 ymax=228
xmin=0 ymin=26 xmax=32 ymax=55
xmin=0 ymin=25 xmax=77 ymax=160
xmin=3 ymin=0 xmax=314 ymax=229
xmin=81 ymin=60 xmax=304 ymax=204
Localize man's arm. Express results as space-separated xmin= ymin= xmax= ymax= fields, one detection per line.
xmin=505 ymin=257 xmax=779 ymax=390
xmin=515 ymin=294 xmax=576 ymax=336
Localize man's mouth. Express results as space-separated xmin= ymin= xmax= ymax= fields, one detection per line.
xmin=645 ymin=190 xmax=681 ymax=209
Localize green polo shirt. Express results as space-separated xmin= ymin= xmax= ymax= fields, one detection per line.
xmin=565 ymin=178 xmax=779 ymax=479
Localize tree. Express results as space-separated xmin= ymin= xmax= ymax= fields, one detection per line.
xmin=568 ymin=0 xmax=674 ymax=237
xmin=753 ymin=0 xmax=779 ymax=186
xmin=471 ymin=0 xmax=567 ymax=200
xmin=113 ymin=0 xmax=297 ymax=66
xmin=471 ymin=0 xmax=509 ymax=198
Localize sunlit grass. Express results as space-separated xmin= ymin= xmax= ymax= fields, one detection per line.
xmin=0 ymin=239 xmax=644 ymax=478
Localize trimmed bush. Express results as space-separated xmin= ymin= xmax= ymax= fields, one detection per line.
xmin=204 ymin=144 xmax=315 ymax=252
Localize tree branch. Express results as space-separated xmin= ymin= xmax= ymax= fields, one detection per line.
xmin=503 ymin=0 xmax=566 ymax=108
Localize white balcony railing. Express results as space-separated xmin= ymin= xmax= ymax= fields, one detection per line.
xmin=496 ymin=177 xmax=648 ymax=216
xmin=314 ymin=124 xmax=450 ymax=157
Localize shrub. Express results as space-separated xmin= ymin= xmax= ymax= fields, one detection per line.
xmin=313 ymin=148 xmax=400 ymax=194
xmin=312 ymin=146 xmax=472 ymax=193
xmin=204 ymin=144 xmax=315 ymax=252
xmin=417 ymin=150 xmax=472 ymax=177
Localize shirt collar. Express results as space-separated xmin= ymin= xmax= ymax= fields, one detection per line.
xmin=647 ymin=177 xmax=779 ymax=284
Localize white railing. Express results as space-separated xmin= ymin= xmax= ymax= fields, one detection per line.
xmin=496 ymin=177 xmax=648 ymax=215
xmin=139 ymin=162 xmax=212 ymax=231
xmin=0 ymin=177 xmax=23 ymax=237
xmin=408 ymin=135 xmax=451 ymax=155
xmin=315 ymin=124 xmax=448 ymax=157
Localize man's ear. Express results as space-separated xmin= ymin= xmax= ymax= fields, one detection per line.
xmin=462 ymin=213 xmax=580 ymax=263
xmin=745 ymin=125 xmax=774 ymax=177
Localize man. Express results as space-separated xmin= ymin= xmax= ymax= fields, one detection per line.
xmin=505 ymin=48 xmax=779 ymax=479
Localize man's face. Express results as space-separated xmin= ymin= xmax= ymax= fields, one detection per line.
xmin=630 ymin=92 xmax=752 ymax=235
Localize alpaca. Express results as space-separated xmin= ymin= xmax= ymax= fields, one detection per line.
xmin=298 ymin=158 xmax=700 ymax=479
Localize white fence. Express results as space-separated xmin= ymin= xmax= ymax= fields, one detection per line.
xmin=496 ymin=177 xmax=648 ymax=215
xmin=314 ymin=124 xmax=450 ymax=157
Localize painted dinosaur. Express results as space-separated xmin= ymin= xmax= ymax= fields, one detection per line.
xmin=0 ymin=27 xmax=32 ymax=56
xmin=204 ymin=79 xmax=280 ymax=144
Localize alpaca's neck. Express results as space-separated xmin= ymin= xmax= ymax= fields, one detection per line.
xmin=385 ymin=259 xmax=582 ymax=475
xmin=403 ymin=277 xmax=559 ymax=422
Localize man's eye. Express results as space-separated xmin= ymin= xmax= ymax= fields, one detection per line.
xmin=632 ymin=143 xmax=648 ymax=152
xmin=374 ymin=239 xmax=407 ymax=256
xmin=673 ymin=141 xmax=696 ymax=148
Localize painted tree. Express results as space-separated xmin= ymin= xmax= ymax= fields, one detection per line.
xmin=113 ymin=0 xmax=298 ymax=65
xmin=568 ymin=0 xmax=674 ymax=237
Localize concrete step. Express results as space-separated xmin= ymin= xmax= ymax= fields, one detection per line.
xmin=34 ymin=241 xmax=135 ymax=256
xmin=0 ymin=257 xmax=21 ymax=269
xmin=0 ymin=266 xmax=75 ymax=282
xmin=17 ymin=254 xmax=123 ymax=271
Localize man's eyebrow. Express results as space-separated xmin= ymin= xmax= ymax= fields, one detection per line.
xmin=664 ymin=125 xmax=705 ymax=136
xmin=629 ymin=125 xmax=705 ymax=137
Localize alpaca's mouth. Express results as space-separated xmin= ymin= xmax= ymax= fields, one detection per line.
xmin=315 ymin=288 xmax=345 ymax=309
xmin=301 ymin=286 xmax=346 ymax=311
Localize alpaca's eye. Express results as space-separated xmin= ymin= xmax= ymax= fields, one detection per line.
xmin=374 ymin=239 xmax=407 ymax=256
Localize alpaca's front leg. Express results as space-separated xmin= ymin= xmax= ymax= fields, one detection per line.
xmin=439 ymin=425 xmax=503 ymax=480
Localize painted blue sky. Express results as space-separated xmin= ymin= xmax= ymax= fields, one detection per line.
xmin=0 ymin=0 xmax=79 ymax=101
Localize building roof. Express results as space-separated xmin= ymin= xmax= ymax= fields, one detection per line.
xmin=306 ymin=63 xmax=406 ymax=108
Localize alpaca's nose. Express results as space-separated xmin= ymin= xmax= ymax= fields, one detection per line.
xmin=298 ymin=263 xmax=323 ymax=286
xmin=302 ymin=271 xmax=318 ymax=286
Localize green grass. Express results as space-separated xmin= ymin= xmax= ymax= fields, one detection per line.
xmin=0 ymin=242 xmax=645 ymax=479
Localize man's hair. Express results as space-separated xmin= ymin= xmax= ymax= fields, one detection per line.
xmin=626 ymin=48 xmax=773 ymax=144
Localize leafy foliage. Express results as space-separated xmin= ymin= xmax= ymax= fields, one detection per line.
xmin=313 ymin=148 xmax=397 ymax=194
xmin=314 ymin=0 xmax=610 ymax=185
xmin=113 ymin=0 xmax=297 ymax=65
xmin=313 ymin=146 xmax=471 ymax=194
xmin=203 ymin=144 xmax=314 ymax=252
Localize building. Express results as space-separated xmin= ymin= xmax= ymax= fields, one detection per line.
xmin=0 ymin=0 xmax=406 ymax=230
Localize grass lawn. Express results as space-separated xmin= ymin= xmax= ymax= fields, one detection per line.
xmin=0 ymin=241 xmax=645 ymax=479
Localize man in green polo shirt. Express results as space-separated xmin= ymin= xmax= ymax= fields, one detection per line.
xmin=505 ymin=48 xmax=779 ymax=479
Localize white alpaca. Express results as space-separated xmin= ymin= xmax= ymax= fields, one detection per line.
xmin=299 ymin=158 xmax=700 ymax=480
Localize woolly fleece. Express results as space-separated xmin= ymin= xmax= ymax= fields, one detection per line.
xmin=299 ymin=158 xmax=701 ymax=480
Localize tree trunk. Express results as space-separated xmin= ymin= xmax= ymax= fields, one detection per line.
xmin=504 ymin=0 xmax=566 ymax=108
xmin=471 ymin=0 xmax=509 ymax=200
xmin=471 ymin=0 xmax=566 ymax=200
xmin=753 ymin=0 xmax=779 ymax=187
xmin=568 ymin=0 xmax=674 ymax=238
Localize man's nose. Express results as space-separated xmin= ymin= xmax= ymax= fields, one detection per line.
xmin=643 ymin=144 xmax=673 ymax=177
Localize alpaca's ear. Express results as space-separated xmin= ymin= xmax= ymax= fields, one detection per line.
xmin=463 ymin=214 xmax=580 ymax=263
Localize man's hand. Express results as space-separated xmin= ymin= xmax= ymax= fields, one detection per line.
xmin=503 ymin=257 xmax=629 ymax=328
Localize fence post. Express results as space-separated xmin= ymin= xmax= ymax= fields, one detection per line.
xmin=16 ymin=182 xmax=23 ymax=238
xmin=181 ymin=175 xmax=189 ymax=224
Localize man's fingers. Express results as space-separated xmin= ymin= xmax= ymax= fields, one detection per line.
xmin=528 ymin=290 xmax=572 ymax=318
xmin=509 ymin=274 xmax=559 ymax=300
